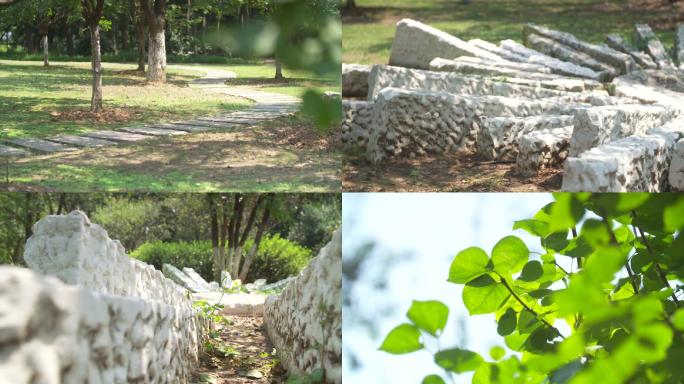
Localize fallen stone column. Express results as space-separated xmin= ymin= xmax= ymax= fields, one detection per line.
xmin=0 ymin=266 xmax=200 ymax=384
xmin=454 ymin=54 xmax=553 ymax=73
xmin=525 ymin=33 xmax=617 ymax=82
xmin=668 ymin=140 xmax=684 ymax=191
xmin=429 ymin=58 xmax=603 ymax=92
xmin=388 ymin=18 xmax=502 ymax=69
xmin=264 ymin=229 xmax=341 ymax=384
xmin=516 ymin=126 xmax=574 ymax=176
xmin=635 ymin=24 xmax=675 ymax=69
xmin=476 ymin=115 xmax=574 ymax=161
xmin=676 ymin=25 xmax=684 ymax=69
xmin=524 ymin=24 xmax=637 ymax=74
xmin=500 ymin=39 xmax=601 ymax=80
xmin=163 ymin=263 xmax=208 ymax=293
xmin=23 ymin=211 xmax=188 ymax=307
xmin=342 ymin=63 xmax=371 ymax=98
xmin=367 ymin=64 xmax=574 ymax=100
xmin=342 ymin=100 xmax=373 ymax=150
xmin=468 ymin=38 xmax=532 ymax=63
xmin=569 ymin=104 xmax=677 ymax=156
xmin=605 ymin=34 xmax=657 ymax=69
xmin=562 ymin=119 xmax=684 ymax=192
xmin=611 ymin=70 xmax=684 ymax=108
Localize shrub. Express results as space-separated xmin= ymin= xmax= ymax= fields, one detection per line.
xmin=91 ymin=198 xmax=167 ymax=251
xmin=244 ymin=234 xmax=312 ymax=283
xmin=130 ymin=240 xmax=214 ymax=282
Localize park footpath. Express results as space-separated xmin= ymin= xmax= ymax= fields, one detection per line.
xmin=0 ymin=66 xmax=300 ymax=156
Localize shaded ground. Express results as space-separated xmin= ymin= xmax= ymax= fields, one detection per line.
xmin=2 ymin=115 xmax=341 ymax=192
xmin=194 ymin=316 xmax=287 ymax=384
xmin=343 ymin=151 xmax=562 ymax=192
xmin=343 ymin=0 xmax=684 ymax=64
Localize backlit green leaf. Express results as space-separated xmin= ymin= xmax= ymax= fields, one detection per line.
xmin=407 ymin=300 xmax=449 ymax=337
xmin=489 ymin=346 xmax=506 ymax=361
xmin=520 ymin=260 xmax=544 ymax=282
xmin=664 ymin=197 xmax=684 ymax=232
xmin=513 ymin=219 xmax=550 ymax=237
xmin=492 ymin=236 xmax=529 ymax=275
xmin=448 ymin=247 xmax=490 ymax=284
xmin=422 ymin=375 xmax=446 ymax=384
xmin=497 ymin=308 xmax=517 ymax=336
xmin=463 ymin=277 xmax=510 ymax=315
xmin=434 ymin=348 xmax=484 ymax=373
xmin=379 ymin=324 xmax=424 ymax=354
xmin=549 ymin=194 xmax=585 ymax=232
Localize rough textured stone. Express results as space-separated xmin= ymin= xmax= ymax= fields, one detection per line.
xmin=342 ymin=100 xmax=373 ymax=149
xmin=569 ymin=104 xmax=676 ymax=156
xmin=499 ymin=39 xmax=601 ymax=80
xmin=468 ymin=38 xmax=532 ymax=63
xmin=516 ymin=126 xmax=573 ymax=176
xmin=676 ymin=25 xmax=684 ymax=70
xmin=668 ymin=140 xmax=684 ymax=191
xmin=562 ymin=118 xmax=684 ymax=192
xmin=447 ymin=55 xmax=553 ymax=73
xmin=612 ymin=69 xmax=684 ymax=107
xmin=367 ymin=64 xmax=572 ymax=101
xmin=162 ymin=264 xmax=208 ymax=293
xmin=0 ymin=266 xmax=200 ymax=384
xmin=524 ymin=33 xmax=617 ymax=81
xmin=635 ymin=24 xmax=675 ymax=69
xmin=342 ymin=63 xmax=371 ymax=98
xmin=477 ymin=115 xmax=574 ymax=161
xmin=524 ymin=24 xmax=637 ymax=74
xmin=605 ymin=33 xmax=657 ymax=69
xmin=264 ymin=229 xmax=341 ymax=384
xmin=388 ymin=18 xmax=502 ymax=69
xmin=182 ymin=267 xmax=212 ymax=291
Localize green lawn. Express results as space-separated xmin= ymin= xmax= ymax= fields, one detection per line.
xmin=343 ymin=0 xmax=681 ymax=64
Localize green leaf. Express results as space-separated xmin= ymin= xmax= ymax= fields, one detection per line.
xmin=434 ymin=348 xmax=484 ymax=373
xmin=407 ymin=300 xmax=449 ymax=337
xmin=463 ymin=277 xmax=510 ymax=315
xmin=664 ymin=197 xmax=684 ymax=232
xmin=448 ymin=247 xmax=490 ymax=284
xmin=513 ymin=219 xmax=550 ymax=237
xmin=491 ymin=236 xmax=529 ymax=275
xmin=542 ymin=231 xmax=569 ymax=253
xmin=379 ymin=324 xmax=424 ymax=354
xmin=579 ymin=219 xmax=611 ymax=249
xmin=497 ymin=308 xmax=517 ymax=336
xmin=422 ymin=375 xmax=446 ymax=384
xmin=549 ymin=194 xmax=585 ymax=232
xmin=520 ymin=260 xmax=544 ymax=282
xmin=673 ymin=308 xmax=684 ymax=331
xmin=591 ymin=193 xmax=650 ymax=216
xmin=489 ymin=346 xmax=506 ymax=361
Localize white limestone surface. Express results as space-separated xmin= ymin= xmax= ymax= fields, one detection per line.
xmin=516 ymin=126 xmax=574 ymax=176
xmin=263 ymin=229 xmax=341 ymax=384
xmin=342 ymin=100 xmax=373 ymax=150
xmin=342 ymin=63 xmax=371 ymax=98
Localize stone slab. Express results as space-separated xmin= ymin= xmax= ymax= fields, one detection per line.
xmin=605 ymin=34 xmax=657 ymax=69
xmin=145 ymin=123 xmax=214 ymax=133
xmin=342 ymin=100 xmax=373 ymax=149
xmin=676 ymin=25 xmax=684 ymax=69
xmin=388 ymin=18 xmax=502 ymax=69
xmin=119 ymin=126 xmax=189 ymax=136
xmin=342 ymin=63 xmax=371 ymax=98
xmin=0 ymin=144 xmax=29 ymax=157
xmin=668 ymin=140 xmax=684 ymax=191
xmin=47 ymin=135 xmax=118 ymax=147
xmin=468 ymin=38 xmax=532 ymax=63
xmin=451 ymin=55 xmax=554 ymax=73
xmin=83 ymin=130 xmax=152 ymax=143
xmin=499 ymin=39 xmax=601 ymax=80
xmin=635 ymin=24 xmax=675 ymax=69
xmin=516 ymin=125 xmax=573 ymax=177
xmin=7 ymin=138 xmax=78 ymax=153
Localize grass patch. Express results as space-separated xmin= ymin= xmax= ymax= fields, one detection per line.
xmin=343 ymin=0 xmax=683 ymax=64
xmin=0 ymin=60 xmax=251 ymax=138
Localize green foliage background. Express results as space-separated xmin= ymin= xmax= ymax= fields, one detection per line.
xmin=380 ymin=193 xmax=684 ymax=384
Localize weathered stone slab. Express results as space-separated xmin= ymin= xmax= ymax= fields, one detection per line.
xmin=162 ymin=263 xmax=206 ymax=293
xmin=342 ymin=63 xmax=371 ymax=98
xmin=612 ymin=70 xmax=684 ymax=108
xmin=264 ymin=229 xmax=341 ymax=384
xmin=0 ymin=144 xmax=29 ymax=157
xmin=476 ymin=115 xmax=575 ymax=161
xmin=453 ymin=55 xmax=554 ymax=73
xmin=516 ymin=126 xmax=573 ymax=177
xmin=524 ymin=33 xmax=617 ymax=81
xmin=145 ymin=123 xmax=214 ymax=133
xmin=47 ymin=135 xmax=117 ymax=147
xmin=668 ymin=140 xmax=684 ymax=191
xmin=182 ymin=267 xmax=212 ymax=291
xmin=197 ymin=116 xmax=256 ymax=124
xmin=119 ymin=126 xmax=189 ymax=136
xmin=83 ymin=130 xmax=152 ymax=143
xmin=635 ymin=24 xmax=675 ymax=69
xmin=569 ymin=104 xmax=676 ymax=156
xmin=388 ymin=18 xmax=502 ymax=69
xmin=261 ymin=276 xmax=296 ymax=291
xmin=429 ymin=57 xmax=602 ymax=92
xmin=7 ymin=138 xmax=77 ymax=153
xmin=500 ymin=39 xmax=601 ymax=80
xmin=676 ymin=25 xmax=684 ymax=69
xmin=342 ymin=100 xmax=373 ymax=150
xmin=468 ymin=38 xmax=532 ymax=63
xmin=367 ymin=65 xmax=570 ymax=100
xmin=605 ymin=34 xmax=657 ymax=69
xmin=524 ymin=24 xmax=637 ymax=74
xmin=562 ymin=118 xmax=684 ymax=192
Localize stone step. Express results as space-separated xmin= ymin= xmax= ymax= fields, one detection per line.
xmin=144 ymin=123 xmax=214 ymax=133
xmin=119 ymin=126 xmax=189 ymax=136
xmin=6 ymin=138 xmax=78 ymax=153
xmin=0 ymin=144 xmax=29 ymax=157
xmin=47 ymin=135 xmax=118 ymax=147
xmin=83 ymin=131 xmax=153 ymax=143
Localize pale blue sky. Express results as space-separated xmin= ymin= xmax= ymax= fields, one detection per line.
xmin=342 ymin=193 xmax=555 ymax=384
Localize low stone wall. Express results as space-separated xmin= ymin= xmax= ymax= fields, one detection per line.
xmin=516 ymin=126 xmax=573 ymax=176
xmin=342 ymin=100 xmax=373 ymax=150
xmin=263 ymin=229 xmax=341 ymax=384
xmin=0 ymin=211 xmax=200 ymax=383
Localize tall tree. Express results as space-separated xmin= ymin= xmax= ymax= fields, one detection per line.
xmin=133 ymin=0 xmax=145 ymax=71
xmin=81 ymin=0 xmax=105 ymax=111
xmin=139 ymin=0 xmax=166 ymax=82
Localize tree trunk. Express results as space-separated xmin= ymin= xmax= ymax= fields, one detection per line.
xmin=274 ymin=59 xmax=283 ymax=79
xmin=121 ymin=11 xmax=129 ymax=50
xmin=89 ymin=23 xmax=103 ymax=112
xmin=238 ymin=200 xmax=272 ymax=282
xmin=135 ymin=12 xmax=146 ymax=71
xmin=146 ymin=26 xmax=165 ymax=82
xmin=345 ymin=0 xmax=356 ymax=8
xmin=111 ymin=23 xmax=119 ymax=55
xmin=208 ymin=194 xmax=221 ymax=282
xmin=65 ymin=24 xmax=75 ymax=55
xmin=41 ymin=34 xmax=49 ymax=67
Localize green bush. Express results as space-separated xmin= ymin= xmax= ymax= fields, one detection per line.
xmin=244 ymin=234 xmax=312 ymax=283
xmin=130 ymin=240 xmax=214 ymax=282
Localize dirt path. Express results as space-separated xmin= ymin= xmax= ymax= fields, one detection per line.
xmin=194 ymin=316 xmax=288 ymax=384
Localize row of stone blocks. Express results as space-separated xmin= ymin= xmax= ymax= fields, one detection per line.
xmin=0 ymin=211 xmax=200 ymax=383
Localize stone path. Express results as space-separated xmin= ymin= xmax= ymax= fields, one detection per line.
xmin=0 ymin=65 xmax=301 ymax=157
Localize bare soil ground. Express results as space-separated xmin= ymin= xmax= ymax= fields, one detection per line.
xmin=343 ymin=151 xmax=563 ymax=192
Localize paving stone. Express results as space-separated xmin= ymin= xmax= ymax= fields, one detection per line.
xmin=119 ymin=126 xmax=189 ymax=136
xmin=145 ymin=123 xmax=215 ymax=133
xmin=83 ymin=131 xmax=152 ymax=143
xmin=196 ymin=116 xmax=259 ymax=125
xmin=0 ymin=144 xmax=29 ymax=157
xmin=47 ymin=135 xmax=118 ymax=147
xmin=7 ymin=138 xmax=78 ymax=153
